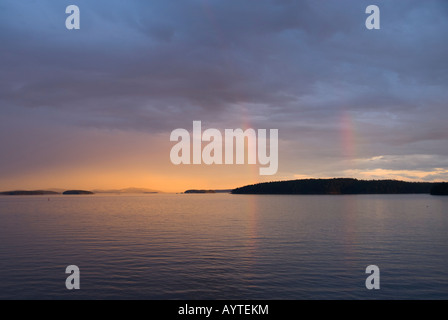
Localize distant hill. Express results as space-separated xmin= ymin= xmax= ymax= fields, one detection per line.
xmin=0 ymin=190 xmax=60 ymax=196
xmin=430 ymin=183 xmax=448 ymax=196
xmin=232 ymin=178 xmax=438 ymax=195
xmin=93 ymin=188 xmax=159 ymax=194
xmin=63 ymin=190 xmax=94 ymax=195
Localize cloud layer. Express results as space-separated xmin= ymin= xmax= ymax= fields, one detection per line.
xmin=1 ymin=0 xmax=448 ymax=189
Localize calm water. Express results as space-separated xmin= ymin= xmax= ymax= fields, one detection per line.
xmin=0 ymin=194 xmax=447 ymax=300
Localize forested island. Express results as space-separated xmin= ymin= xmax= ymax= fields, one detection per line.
xmin=430 ymin=183 xmax=448 ymax=196
xmin=232 ymin=178 xmax=443 ymax=195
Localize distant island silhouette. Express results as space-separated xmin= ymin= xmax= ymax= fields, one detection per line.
xmin=232 ymin=178 xmax=447 ymax=195
xmin=0 ymin=190 xmax=60 ymax=196
xmin=0 ymin=190 xmax=94 ymax=196
xmin=184 ymin=189 xmax=233 ymax=194
xmin=93 ymin=188 xmax=159 ymax=194
xmin=62 ymin=190 xmax=94 ymax=195
xmin=0 ymin=187 xmax=158 ymax=196
xmin=184 ymin=189 xmax=216 ymax=194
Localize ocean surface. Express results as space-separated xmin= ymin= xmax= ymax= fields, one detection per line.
xmin=0 ymin=193 xmax=447 ymax=300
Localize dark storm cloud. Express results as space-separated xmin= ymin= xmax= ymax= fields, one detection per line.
xmin=1 ymin=0 xmax=448 ymax=178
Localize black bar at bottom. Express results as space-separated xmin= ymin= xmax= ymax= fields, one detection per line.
xmin=1 ymin=300 xmax=446 ymax=318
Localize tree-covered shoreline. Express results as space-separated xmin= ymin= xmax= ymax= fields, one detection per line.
xmin=232 ymin=178 xmax=443 ymax=195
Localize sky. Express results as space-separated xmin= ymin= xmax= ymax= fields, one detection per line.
xmin=1 ymin=0 xmax=448 ymax=192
